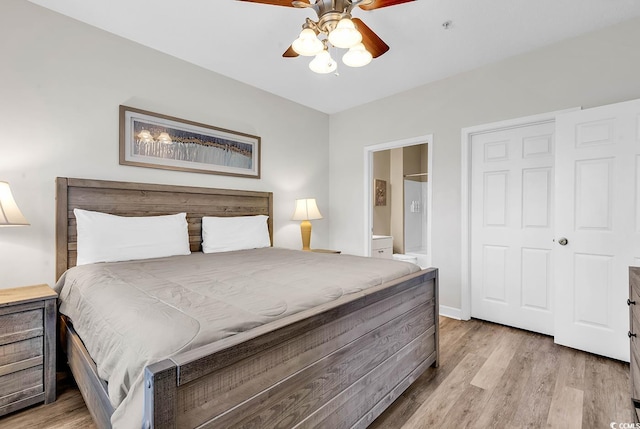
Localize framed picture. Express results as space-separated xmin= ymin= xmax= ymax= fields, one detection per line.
xmin=119 ymin=106 xmax=260 ymax=178
xmin=375 ymin=179 xmax=387 ymax=206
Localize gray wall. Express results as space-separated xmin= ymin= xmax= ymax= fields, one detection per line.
xmin=0 ymin=0 xmax=330 ymax=288
xmin=328 ymin=18 xmax=640 ymax=313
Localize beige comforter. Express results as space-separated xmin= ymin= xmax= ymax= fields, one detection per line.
xmin=54 ymin=248 xmax=420 ymax=428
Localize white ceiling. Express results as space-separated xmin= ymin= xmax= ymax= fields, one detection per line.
xmin=28 ymin=0 xmax=640 ymax=114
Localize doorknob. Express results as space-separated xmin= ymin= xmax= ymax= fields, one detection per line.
xmin=557 ymin=237 xmax=568 ymax=246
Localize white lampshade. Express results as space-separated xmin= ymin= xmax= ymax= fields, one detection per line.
xmin=328 ymin=18 xmax=362 ymax=49
xmin=342 ymin=43 xmax=372 ymax=67
xmin=0 ymin=182 xmax=29 ymax=226
xmin=292 ymin=198 xmax=323 ymax=221
xmin=157 ymin=132 xmax=172 ymax=144
xmin=292 ymin=28 xmax=324 ymax=56
xmin=309 ymin=50 xmax=337 ymax=74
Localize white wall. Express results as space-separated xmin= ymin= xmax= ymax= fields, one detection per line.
xmin=0 ymin=0 xmax=330 ymax=289
xmin=329 ymin=17 xmax=640 ymax=313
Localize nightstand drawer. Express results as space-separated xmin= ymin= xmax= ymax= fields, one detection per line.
xmin=0 ymin=336 xmax=43 ymax=367
xmin=0 ymin=310 xmax=43 ymax=345
xmin=373 ymin=247 xmax=392 ymax=258
xmin=0 ymin=365 xmax=43 ymax=407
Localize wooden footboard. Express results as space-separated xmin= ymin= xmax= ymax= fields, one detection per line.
xmin=144 ymin=268 xmax=438 ymax=429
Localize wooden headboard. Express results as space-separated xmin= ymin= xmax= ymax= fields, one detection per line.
xmin=55 ymin=177 xmax=273 ymax=280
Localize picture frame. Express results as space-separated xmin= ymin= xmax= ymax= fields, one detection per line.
xmin=375 ymin=179 xmax=387 ymax=206
xmin=119 ymin=106 xmax=261 ymax=178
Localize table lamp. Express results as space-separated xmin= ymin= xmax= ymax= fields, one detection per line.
xmin=0 ymin=182 xmax=29 ymax=226
xmin=292 ymin=198 xmax=322 ymax=251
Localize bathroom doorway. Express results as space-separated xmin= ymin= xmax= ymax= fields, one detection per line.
xmin=363 ymin=135 xmax=433 ymax=268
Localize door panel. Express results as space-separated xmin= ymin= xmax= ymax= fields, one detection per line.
xmin=471 ymin=122 xmax=555 ymax=335
xmin=555 ymin=98 xmax=640 ymax=362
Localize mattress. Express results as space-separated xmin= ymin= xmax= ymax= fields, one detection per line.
xmin=54 ymin=247 xmax=420 ymax=428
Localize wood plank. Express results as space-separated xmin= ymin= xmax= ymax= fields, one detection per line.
xmin=0 ymin=285 xmax=56 ymax=307
xmin=63 ymin=317 xmax=113 ymax=429
xmin=43 ymin=298 xmax=56 ymax=404
xmin=0 ymin=310 xmax=42 ymax=339
xmin=472 ymin=332 xmax=530 ymax=428
xmin=582 ymin=353 xmax=619 ymax=428
xmin=144 ymin=360 xmax=177 ymax=429
xmin=0 ymin=366 xmax=42 ymax=406
xmin=307 ymin=334 xmax=436 ymax=429
xmin=0 ymin=328 xmax=43 ymax=347
xmin=352 ymin=352 xmax=437 ymax=429
xmin=176 ymin=284 xmax=433 ymax=422
xmin=0 ymin=356 xmax=43 ymax=377
xmin=181 ymin=302 xmax=434 ymax=428
xmin=469 ymin=329 xmax=520 ymax=390
xmin=508 ymin=333 xmax=558 ymax=427
xmin=0 ymin=336 xmax=42 ymax=367
xmin=401 ymin=352 xmax=487 ymax=429
xmin=546 ymin=385 xmax=583 ymax=429
xmin=56 ymin=177 xmax=69 ymax=280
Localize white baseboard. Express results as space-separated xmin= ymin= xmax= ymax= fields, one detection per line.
xmin=439 ymin=305 xmax=463 ymax=320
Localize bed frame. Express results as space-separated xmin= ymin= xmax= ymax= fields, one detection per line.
xmin=55 ymin=177 xmax=439 ymax=429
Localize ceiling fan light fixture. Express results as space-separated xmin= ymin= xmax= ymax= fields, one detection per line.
xmin=342 ymin=43 xmax=372 ymax=67
xmin=292 ymin=28 xmax=324 ymax=56
xmin=327 ymin=18 xmax=362 ymax=49
xmin=309 ymin=50 xmax=337 ymax=74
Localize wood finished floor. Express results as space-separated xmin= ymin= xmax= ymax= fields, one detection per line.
xmin=0 ymin=316 xmax=633 ymax=429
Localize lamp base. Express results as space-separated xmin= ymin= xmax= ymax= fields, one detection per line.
xmin=300 ymin=220 xmax=312 ymax=251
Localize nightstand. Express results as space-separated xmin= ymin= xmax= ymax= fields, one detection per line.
xmin=0 ymin=284 xmax=57 ymax=416
xmin=310 ymin=249 xmax=341 ymax=254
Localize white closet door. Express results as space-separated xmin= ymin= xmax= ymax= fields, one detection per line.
xmin=471 ymin=122 xmax=556 ymax=335
xmin=555 ymin=98 xmax=640 ymax=362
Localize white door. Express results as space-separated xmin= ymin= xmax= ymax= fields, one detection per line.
xmin=471 ymin=121 xmax=556 ymax=335
xmin=554 ymin=98 xmax=640 ymax=362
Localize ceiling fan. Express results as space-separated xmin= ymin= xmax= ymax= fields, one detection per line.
xmin=238 ymin=0 xmax=415 ymax=73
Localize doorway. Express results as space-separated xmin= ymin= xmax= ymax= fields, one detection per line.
xmin=364 ymin=135 xmax=433 ymax=268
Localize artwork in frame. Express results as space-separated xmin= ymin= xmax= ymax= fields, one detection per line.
xmin=119 ymin=106 xmax=260 ymax=178
xmin=375 ymin=179 xmax=387 ymax=206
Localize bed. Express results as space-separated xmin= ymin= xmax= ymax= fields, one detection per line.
xmin=54 ymin=177 xmax=439 ymax=429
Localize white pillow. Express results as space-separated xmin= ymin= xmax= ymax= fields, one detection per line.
xmin=74 ymin=209 xmax=191 ymax=265
xmin=202 ymin=215 xmax=271 ymax=253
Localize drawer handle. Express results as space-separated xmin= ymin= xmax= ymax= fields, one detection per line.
xmin=630 ymin=331 xmax=637 ymax=338
xmin=378 ymin=250 xmax=384 ymax=253
xmin=629 ymin=299 xmax=637 ymax=306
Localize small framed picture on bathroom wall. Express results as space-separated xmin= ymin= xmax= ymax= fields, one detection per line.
xmin=375 ymin=179 xmax=387 ymax=206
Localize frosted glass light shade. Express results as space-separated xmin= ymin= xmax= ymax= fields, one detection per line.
xmin=292 ymin=198 xmax=323 ymax=221
xmin=0 ymin=182 xmax=29 ymax=226
xmin=157 ymin=132 xmax=172 ymax=144
xmin=328 ymin=18 xmax=362 ymax=49
xmin=342 ymin=43 xmax=372 ymax=67
xmin=309 ymin=50 xmax=337 ymax=74
xmin=292 ymin=28 xmax=324 ymax=56
xmin=137 ymin=129 xmax=153 ymax=142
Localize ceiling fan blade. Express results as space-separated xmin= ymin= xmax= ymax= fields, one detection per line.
xmin=359 ymin=0 xmax=414 ymax=11
xmin=283 ymin=45 xmax=299 ymax=58
xmin=236 ymin=0 xmax=308 ymax=7
xmin=352 ymin=18 xmax=389 ymax=58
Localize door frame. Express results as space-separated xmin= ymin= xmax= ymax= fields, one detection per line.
xmin=363 ymin=134 xmax=433 ymax=265
xmin=460 ymin=108 xmax=578 ymax=320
